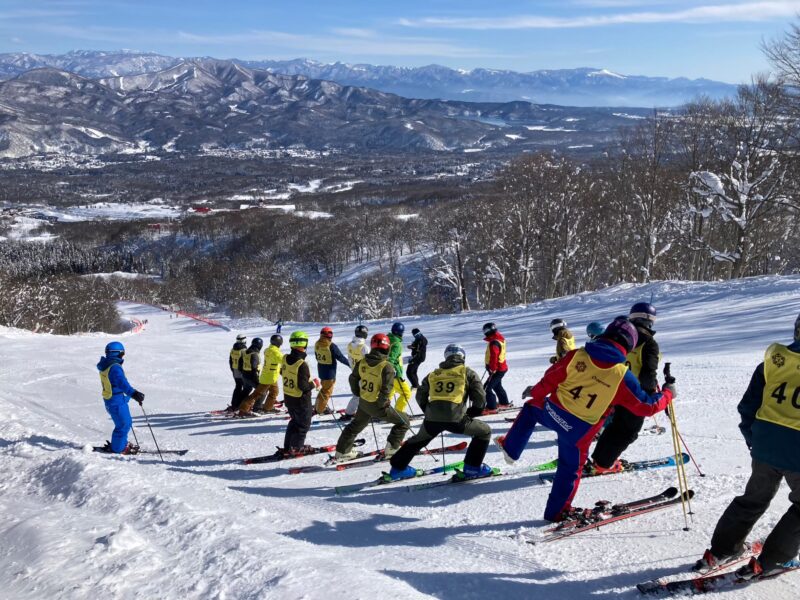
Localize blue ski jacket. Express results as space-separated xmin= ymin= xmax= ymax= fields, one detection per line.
xmin=97 ymin=356 xmax=136 ymax=405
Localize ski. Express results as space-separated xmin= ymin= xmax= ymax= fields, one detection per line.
xmin=403 ymin=405 xmax=519 ymax=423
xmin=636 ymin=541 xmax=763 ymax=594
xmin=289 ymin=441 xmax=469 ymax=474
xmin=543 ymin=487 xmax=679 ymax=534
xmin=93 ymin=446 xmax=189 ymax=456
xmin=538 ymin=453 xmax=690 ymax=483
xmin=637 ymin=558 xmax=799 ymax=595
xmin=541 ymin=490 xmax=694 ymax=542
xmin=334 ymin=461 xmax=465 ymax=496
xmin=243 ymin=439 xmax=365 ymax=465
xmin=405 ymin=458 xmax=559 ymax=492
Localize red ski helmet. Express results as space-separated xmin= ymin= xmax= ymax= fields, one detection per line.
xmin=370 ymin=333 xmax=390 ymax=351
xmin=320 ymin=326 xmax=333 ymax=339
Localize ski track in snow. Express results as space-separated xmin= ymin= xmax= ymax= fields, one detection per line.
xmin=2 ymin=276 xmax=800 ymax=599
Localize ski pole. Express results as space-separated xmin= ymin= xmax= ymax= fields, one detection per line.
xmin=139 ymin=404 xmax=165 ymax=463
xmin=327 ymin=394 xmax=344 ymax=433
xmin=676 ymin=427 xmax=705 ymax=477
xmin=130 ymin=424 xmax=141 ymax=448
xmin=370 ymin=419 xmax=381 ymax=453
xmin=664 ymin=363 xmax=692 ymax=530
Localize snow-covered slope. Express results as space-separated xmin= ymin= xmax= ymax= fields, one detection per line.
xmin=2 ymin=276 xmax=800 ymax=599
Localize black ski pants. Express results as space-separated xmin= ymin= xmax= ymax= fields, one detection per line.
xmin=591 ymin=405 xmax=644 ymax=468
xmin=711 ymin=459 xmax=800 ymax=569
xmin=283 ymin=396 xmax=313 ymax=451
xmin=390 ymin=417 xmax=491 ymax=470
xmin=484 ymin=371 xmax=509 ymax=409
xmin=407 ymin=360 xmax=423 ymax=389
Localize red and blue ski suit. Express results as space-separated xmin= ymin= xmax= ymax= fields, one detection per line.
xmin=502 ymin=339 xmax=672 ymax=521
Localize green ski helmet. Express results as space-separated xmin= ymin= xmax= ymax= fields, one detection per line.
xmin=289 ymin=330 xmax=309 ymax=349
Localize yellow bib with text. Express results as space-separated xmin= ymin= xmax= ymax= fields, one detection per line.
xmin=282 ymin=356 xmax=306 ymax=398
xmin=757 ymin=343 xmax=800 ymax=432
xmin=358 ymin=360 xmax=388 ymax=403
xmin=230 ymin=347 xmax=244 ymax=369
xmin=556 ymin=348 xmax=628 ymax=425
xmin=315 ymin=342 xmax=333 ymax=365
xmin=428 ymin=364 xmax=467 ymax=404
xmin=347 ymin=342 xmax=365 ymax=364
xmin=242 ymin=349 xmax=262 ymax=373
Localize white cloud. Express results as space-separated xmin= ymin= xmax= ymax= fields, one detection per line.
xmin=399 ymin=1 xmax=800 ymax=29
xmin=176 ymin=29 xmax=511 ymax=59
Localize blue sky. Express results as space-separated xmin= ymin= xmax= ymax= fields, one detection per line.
xmin=1 ymin=0 xmax=798 ymax=82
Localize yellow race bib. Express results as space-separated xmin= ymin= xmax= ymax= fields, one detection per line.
xmin=757 ymin=343 xmax=800 ymax=432
xmin=485 ymin=340 xmax=506 ymax=365
xmin=282 ymin=356 xmax=306 ymax=398
xmin=260 ymin=346 xmax=283 ymax=385
xmin=358 ymin=360 xmax=388 ymax=402
xmin=556 ymin=348 xmax=628 ymax=424
xmin=315 ymin=342 xmax=333 ymax=365
xmin=428 ymin=365 xmax=467 ymax=404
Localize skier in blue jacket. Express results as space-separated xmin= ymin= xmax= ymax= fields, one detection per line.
xmin=97 ymin=341 xmax=145 ymax=454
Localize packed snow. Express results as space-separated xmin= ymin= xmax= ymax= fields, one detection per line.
xmin=2 ymin=276 xmax=800 ymax=599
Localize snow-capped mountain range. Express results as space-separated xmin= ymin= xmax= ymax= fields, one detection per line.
xmin=0 ymin=50 xmax=737 ymax=108
xmin=0 ymin=58 xmax=655 ymax=159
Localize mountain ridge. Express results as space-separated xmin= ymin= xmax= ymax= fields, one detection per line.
xmin=0 ymin=50 xmax=737 ymax=107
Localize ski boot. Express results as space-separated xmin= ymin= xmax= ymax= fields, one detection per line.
xmin=692 ymin=545 xmax=747 ymax=573
xmin=494 ymin=435 xmax=516 ymax=465
xmin=584 ymin=459 xmax=624 ymax=476
xmin=338 ymin=413 xmax=354 ymax=423
xmin=736 ymin=556 xmax=800 ymax=580
xmin=453 ymin=463 xmax=493 ymax=481
xmin=383 ymin=443 xmax=400 ymax=459
xmin=382 ymin=466 xmax=418 ymax=482
xmin=333 ymin=449 xmax=360 ymax=463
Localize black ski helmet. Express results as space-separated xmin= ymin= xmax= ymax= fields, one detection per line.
xmin=252 ymin=337 xmax=263 ymax=350
xmin=602 ymin=317 xmax=639 ymax=353
xmin=629 ymin=302 xmax=657 ymax=329
xmin=549 ymin=318 xmax=567 ymax=334
xmin=482 ymin=322 xmax=497 ymax=336
xmin=355 ymin=324 xmax=368 ymax=339
xmin=270 ymin=334 xmax=283 ymax=347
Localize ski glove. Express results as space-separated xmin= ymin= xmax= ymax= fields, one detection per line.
xmin=521 ymin=385 xmax=534 ymax=400
xmin=132 ymin=390 xmax=145 ymax=405
xmin=662 ymin=383 xmax=677 ymax=400
xmin=549 ymin=356 xmax=558 ymax=364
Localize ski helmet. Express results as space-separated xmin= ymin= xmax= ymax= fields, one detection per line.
xmin=391 ymin=322 xmax=405 ymax=336
xmin=270 ymin=334 xmax=283 ymax=347
xmin=289 ymin=331 xmax=309 ymax=349
xmin=105 ymin=341 xmax=125 ymax=356
xmin=602 ymin=317 xmax=638 ymax=353
xmin=412 ymin=328 xmax=421 ymax=336
xmin=320 ymin=326 xmax=333 ymax=339
xmin=586 ymin=321 xmax=605 ymax=340
xmin=444 ymin=343 xmax=465 ymax=359
xmin=629 ymin=302 xmax=657 ymax=328
xmin=549 ymin=318 xmax=567 ymax=334
xmin=252 ymin=337 xmax=263 ymax=350
xmin=370 ymin=333 xmax=390 ymax=351
xmin=483 ymin=322 xmax=497 ymax=336
xmin=236 ymin=333 xmax=246 ymax=342
xmin=354 ymin=324 xmax=368 ymax=339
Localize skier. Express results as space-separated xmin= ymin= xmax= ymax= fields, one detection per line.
xmin=97 ymin=341 xmax=145 ymax=454
xmin=483 ymin=322 xmax=510 ymax=410
xmin=589 ymin=302 xmax=660 ymax=473
xmin=228 ymin=333 xmax=247 ymax=412
xmin=495 ymin=317 xmax=675 ymax=522
xmin=237 ymin=337 xmax=263 ymax=410
xmin=342 ymin=324 xmax=369 ymax=422
xmin=407 ymin=327 xmax=428 ymax=389
xmin=388 ymin=322 xmax=413 ymax=413
xmin=275 ymin=319 xmax=283 ymax=334
xmin=239 ymin=334 xmax=284 ymax=416
xmin=549 ymin=318 xmax=575 ymax=364
xmin=692 ymin=313 xmax=800 ymax=579
xmin=586 ymin=321 xmax=605 ymax=341
xmin=313 ymin=327 xmax=350 ymax=415
xmin=278 ymin=331 xmax=316 ymax=455
xmin=386 ymin=344 xmax=492 ymax=481
xmin=333 ymin=333 xmax=411 ymax=462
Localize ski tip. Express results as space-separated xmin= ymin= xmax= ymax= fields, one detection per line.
xmin=664 ymin=486 xmax=679 ymax=498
